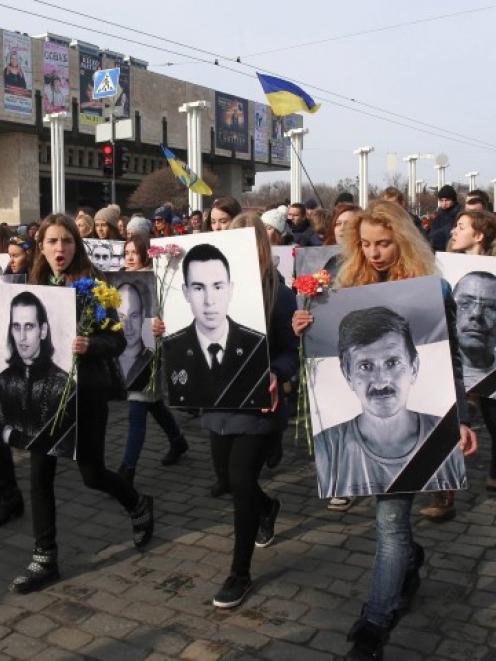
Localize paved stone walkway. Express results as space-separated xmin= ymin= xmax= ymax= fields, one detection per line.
xmin=0 ymin=404 xmax=495 ymax=661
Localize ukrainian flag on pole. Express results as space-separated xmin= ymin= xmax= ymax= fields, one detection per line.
xmin=257 ymin=73 xmax=321 ymax=117
xmin=160 ymin=145 xmax=212 ymax=196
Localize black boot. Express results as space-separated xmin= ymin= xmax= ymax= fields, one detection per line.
xmin=399 ymin=542 xmax=424 ymax=614
xmin=9 ymin=546 xmax=59 ymax=594
xmin=118 ymin=464 xmax=136 ymax=486
xmin=346 ymin=617 xmax=390 ymax=660
xmin=130 ymin=495 xmax=154 ymax=549
xmin=0 ymin=487 xmax=24 ymax=526
xmin=161 ymin=437 xmax=188 ymax=466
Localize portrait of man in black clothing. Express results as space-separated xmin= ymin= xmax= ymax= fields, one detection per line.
xmin=163 ymin=243 xmax=270 ymax=408
xmin=0 ymin=290 xmax=75 ymax=456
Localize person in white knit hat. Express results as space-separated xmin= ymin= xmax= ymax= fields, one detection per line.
xmin=261 ymin=206 xmax=290 ymax=245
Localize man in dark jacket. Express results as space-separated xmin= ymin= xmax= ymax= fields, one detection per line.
xmin=428 ymin=185 xmax=462 ymax=251
xmin=287 ymin=203 xmax=322 ymax=246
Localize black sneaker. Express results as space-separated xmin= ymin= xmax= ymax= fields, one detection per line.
xmin=161 ymin=438 xmax=188 ymax=466
xmin=212 ymin=574 xmax=252 ymax=608
xmin=0 ymin=487 xmax=24 ymax=526
xmin=9 ymin=546 xmax=59 ymax=594
xmin=130 ymin=495 xmax=154 ymax=549
xmin=255 ymin=498 xmax=280 ymax=548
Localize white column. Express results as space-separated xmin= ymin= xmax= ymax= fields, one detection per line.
xmin=403 ymin=154 xmax=419 ymax=210
xmin=178 ymin=100 xmax=210 ymax=212
xmin=354 ymin=146 xmax=374 ymax=208
xmin=465 ymin=170 xmax=479 ymax=191
xmin=44 ymin=112 xmax=67 ymax=213
xmin=285 ymin=128 xmax=309 ymax=204
xmin=491 ymin=179 xmax=496 ymax=212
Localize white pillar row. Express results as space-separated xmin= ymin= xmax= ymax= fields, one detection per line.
xmin=44 ymin=112 xmax=67 ymax=214
xmin=178 ymin=100 xmax=210 ymax=212
xmin=465 ymin=171 xmax=479 ymax=191
xmin=403 ymin=154 xmax=419 ymax=211
xmin=435 ymin=164 xmax=448 ymax=190
xmin=284 ymin=128 xmax=309 ymax=204
xmin=354 ymin=146 xmax=374 ymax=209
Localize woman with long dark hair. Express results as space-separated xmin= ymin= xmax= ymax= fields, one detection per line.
xmin=9 ymin=214 xmax=153 ymax=594
xmin=293 ymin=200 xmax=477 ymax=660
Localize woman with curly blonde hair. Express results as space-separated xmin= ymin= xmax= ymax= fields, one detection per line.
xmin=336 ymin=200 xmax=436 ymax=287
xmin=293 ymin=199 xmax=477 ymax=660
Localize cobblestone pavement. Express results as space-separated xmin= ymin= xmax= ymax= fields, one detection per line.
xmin=0 ymin=404 xmax=495 ymax=661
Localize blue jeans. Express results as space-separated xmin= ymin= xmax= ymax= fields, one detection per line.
xmin=123 ymin=400 xmax=182 ymax=469
xmin=365 ymin=493 xmax=416 ymax=628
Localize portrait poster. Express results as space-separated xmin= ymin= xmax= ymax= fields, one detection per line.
xmin=3 ymin=30 xmax=33 ymax=114
xmin=79 ymin=47 xmax=103 ymax=126
xmin=0 ymin=253 xmax=9 ymax=273
xmin=151 ymin=227 xmax=271 ymax=408
xmin=272 ymin=245 xmax=294 ymax=288
xmin=0 ymin=283 xmax=77 ymax=458
xmin=42 ymin=38 xmax=70 ymax=114
xmin=271 ymin=113 xmax=302 ymax=161
xmin=106 ymin=271 xmax=156 ymax=391
xmin=437 ymin=251 xmax=496 ymax=397
xmin=215 ymin=91 xmax=249 ymax=152
xmin=295 ymin=245 xmax=341 ymax=278
xmin=83 ymin=239 xmax=125 ymax=271
xmin=105 ymin=59 xmax=130 ymax=118
xmin=305 ymin=275 xmax=465 ymax=498
xmin=254 ymin=102 xmax=269 ymax=161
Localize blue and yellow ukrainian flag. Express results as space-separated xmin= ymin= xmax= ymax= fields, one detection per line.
xmin=257 ymin=73 xmax=321 ymax=116
xmin=160 ymin=145 xmax=212 ymax=196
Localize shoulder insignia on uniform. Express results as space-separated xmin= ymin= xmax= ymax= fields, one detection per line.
xmin=165 ymin=326 xmax=190 ymax=341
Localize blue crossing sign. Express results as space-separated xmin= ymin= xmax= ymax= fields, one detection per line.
xmin=93 ymin=68 xmax=120 ymax=100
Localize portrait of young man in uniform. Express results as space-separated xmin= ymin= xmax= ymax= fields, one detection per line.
xmin=163 ymin=243 xmax=270 ymax=408
xmin=0 ymin=290 xmax=75 ymax=456
xmin=314 ymin=306 xmax=465 ymax=497
xmin=453 ymin=271 xmax=496 ymax=393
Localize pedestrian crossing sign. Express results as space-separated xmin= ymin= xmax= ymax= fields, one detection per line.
xmin=93 ymin=68 xmax=120 ymax=100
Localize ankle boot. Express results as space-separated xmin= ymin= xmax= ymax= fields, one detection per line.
xmin=0 ymin=487 xmax=24 ymax=526
xmin=9 ymin=546 xmax=59 ymax=594
xmin=347 ymin=617 xmax=391 ymax=660
xmin=118 ymin=463 xmax=136 ymax=486
xmin=419 ymin=491 xmax=455 ymax=521
xmin=130 ymin=495 xmax=154 ymax=549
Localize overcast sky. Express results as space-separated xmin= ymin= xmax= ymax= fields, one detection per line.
xmin=5 ymin=0 xmax=496 ymax=191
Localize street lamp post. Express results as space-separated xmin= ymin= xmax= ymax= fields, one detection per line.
xmin=403 ymin=154 xmax=419 ymax=211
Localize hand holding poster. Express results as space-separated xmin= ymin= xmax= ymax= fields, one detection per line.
xmin=305 ymin=276 xmax=466 ymax=497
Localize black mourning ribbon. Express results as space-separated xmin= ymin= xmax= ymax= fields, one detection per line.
xmin=208 ymin=343 xmax=223 ymax=377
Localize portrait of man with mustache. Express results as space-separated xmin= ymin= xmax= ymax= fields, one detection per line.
xmin=314 ymin=306 xmax=464 ymax=497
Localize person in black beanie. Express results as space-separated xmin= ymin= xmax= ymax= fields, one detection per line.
xmin=428 ymin=185 xmax=462 ymax=251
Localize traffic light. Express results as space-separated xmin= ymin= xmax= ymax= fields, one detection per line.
xmin=115 ymin=145 xmax=130 ymax=177
xmin=101 ymin=142 xmax=114 ymax=177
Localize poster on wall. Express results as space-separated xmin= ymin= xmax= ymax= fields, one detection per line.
xmin=79 ymin=47 xmax=103 ymax=125
xmin=151 ymin=228 xmax=271 ymax=409
xmin=254 ymin=102 xmax=269 ymax=161
xmin=105 ymin=58 xmax=130 ymax=118
xmin=437 ymin=251 xmax=496 ymax=397
xmin=215 ymin=91 xmax=249 ymax=152
xmin=306 ymin=276 xmax=465 ymax=498
xmin=3 ymin=30 xmax=33 ymax=114
xmin=42 ymin=38 xmax=70 ymax=113
xmin=271 ymin=113 xmax=302 ymax=161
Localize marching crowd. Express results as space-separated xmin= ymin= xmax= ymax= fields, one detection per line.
xmin=0 ymin=182 xmax=495 ymax=660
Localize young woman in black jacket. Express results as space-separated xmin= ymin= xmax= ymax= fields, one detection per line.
xmin=8 ymin=214 xmax=153 ymax=594
xmin=153 ymin=213 xmax=298 ymax=608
